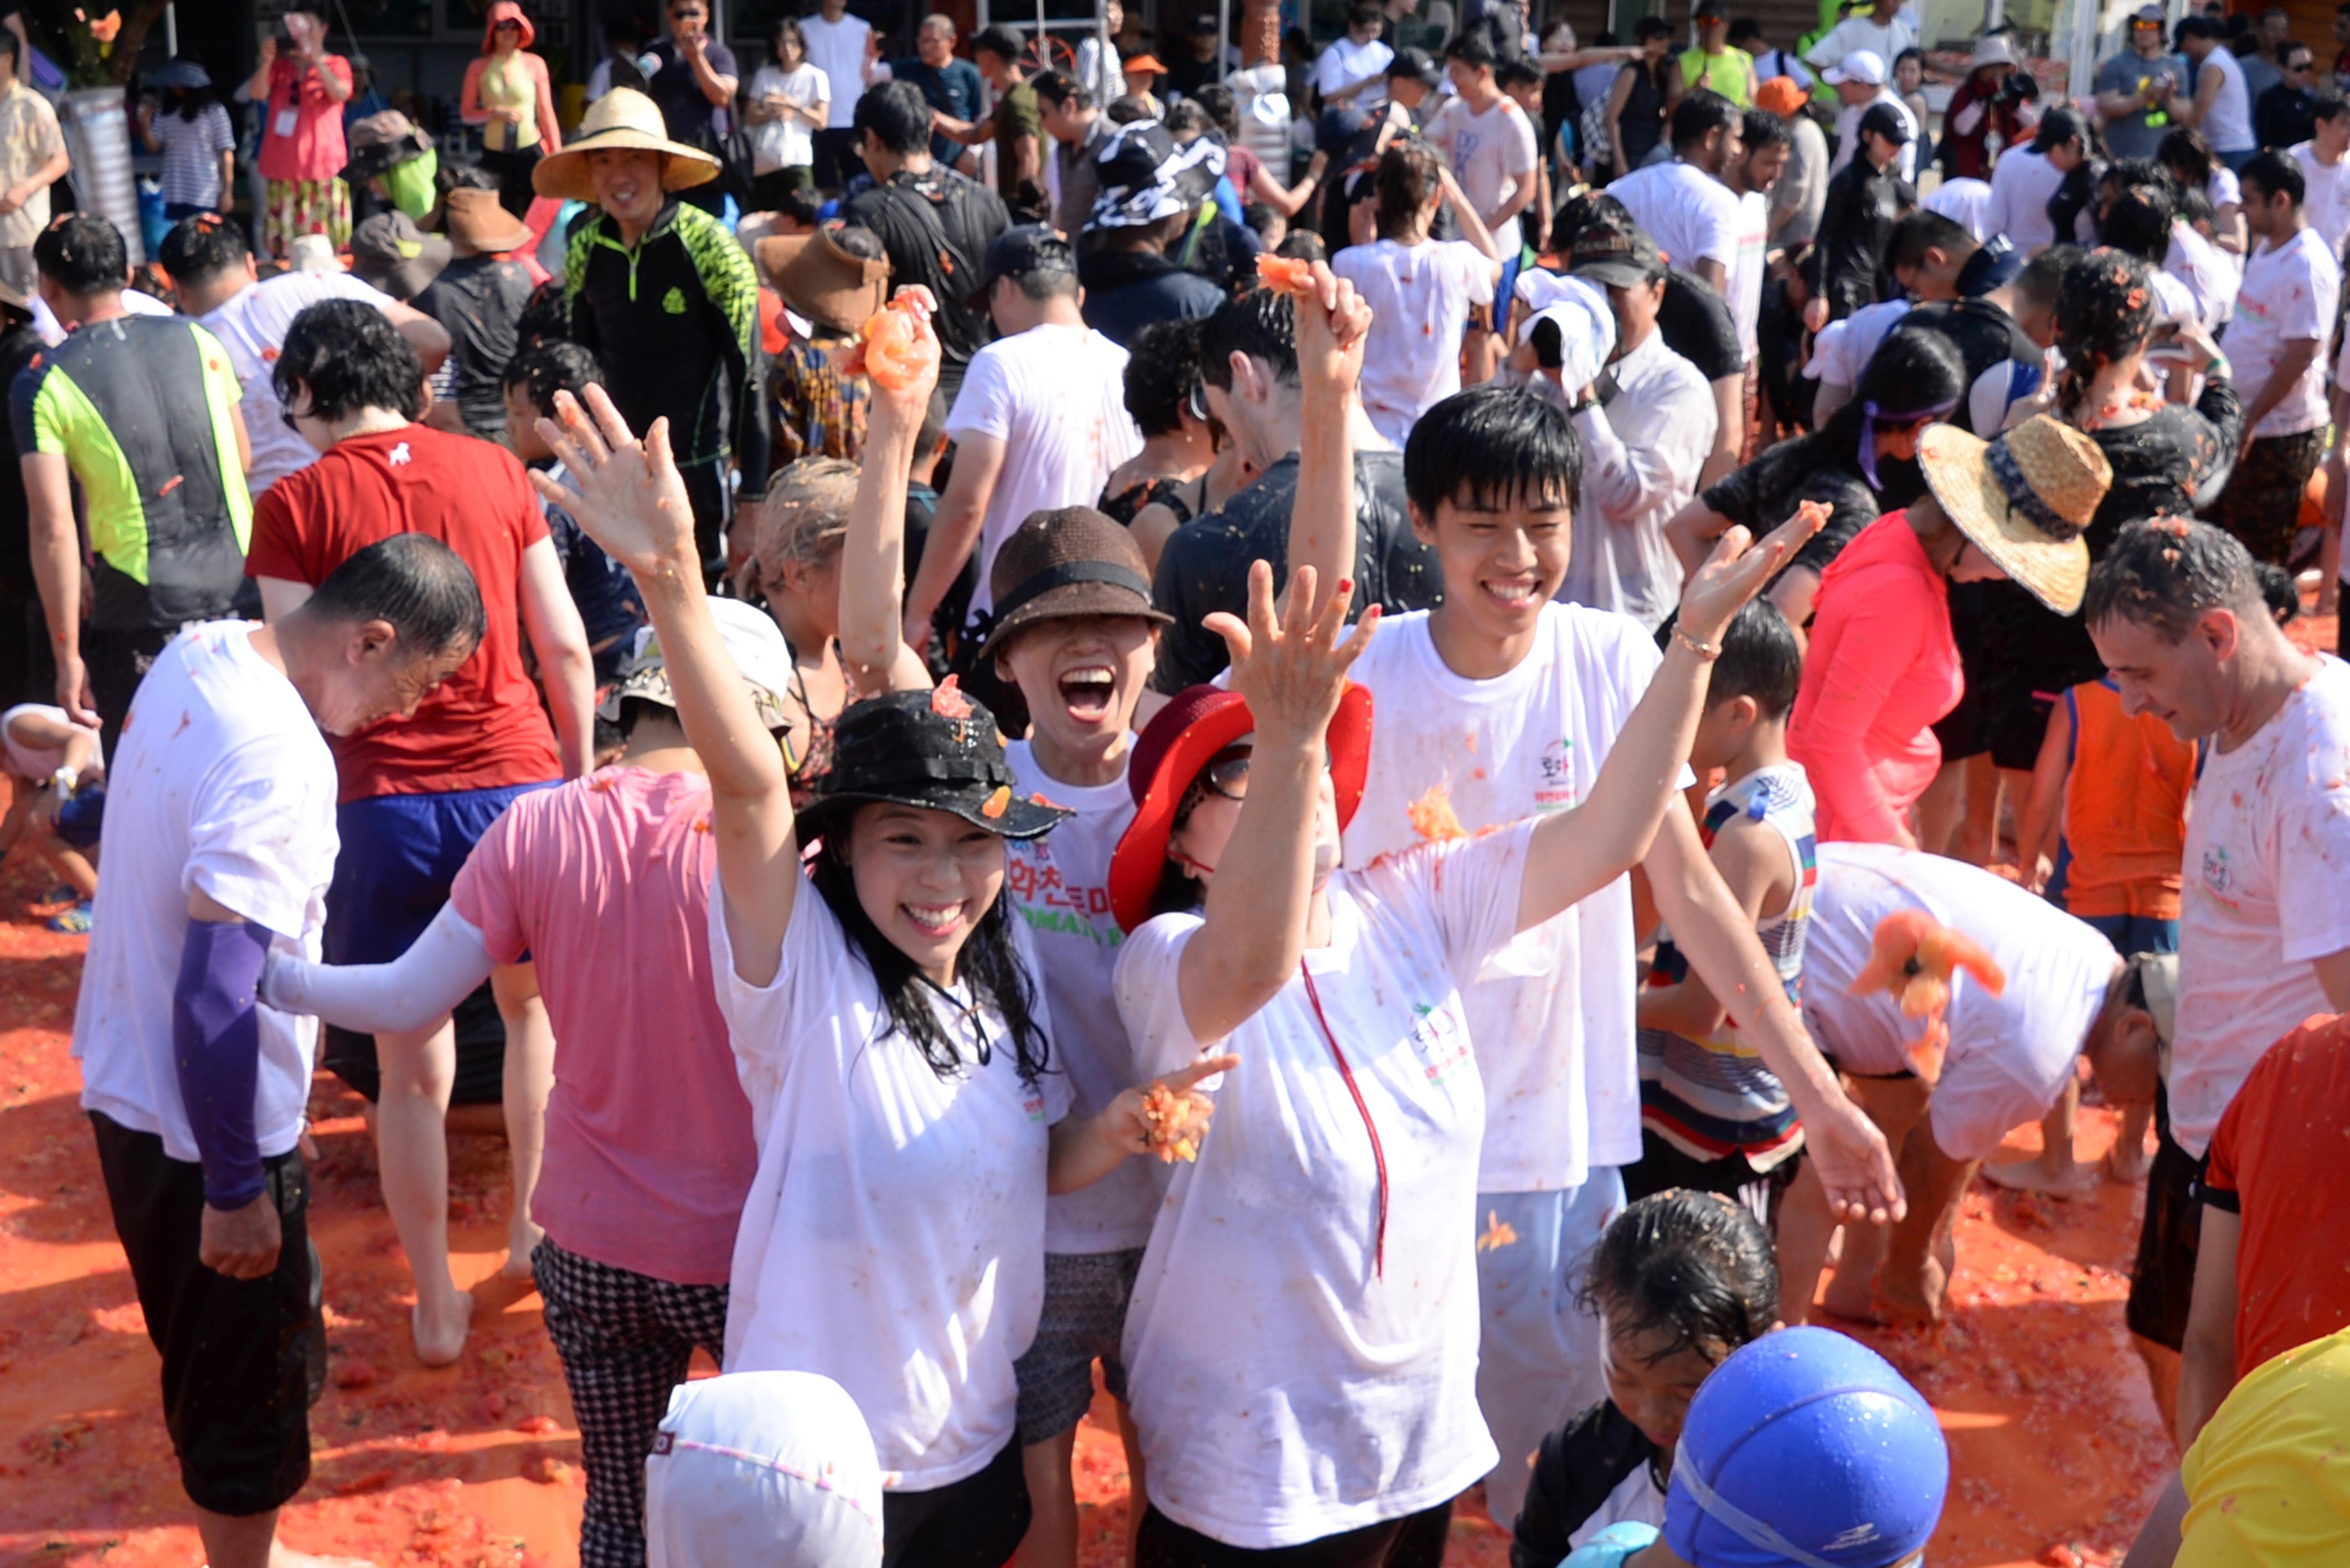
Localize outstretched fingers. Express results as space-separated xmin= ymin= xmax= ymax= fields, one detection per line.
xmin=1158 ymin=1053 xmax=1243 ymax=1095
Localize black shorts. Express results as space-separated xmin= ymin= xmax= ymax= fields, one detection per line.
xmin=811 ymin=127 xmax=862 ymax=190
xmin=1977 ymin=672 xmax=2059 ymax=775
xmin=882 ymin=1437 xmax=1031 ymax=1568
xmin=90 ymin=1112 xmax=325 ymax=1518
xmin=2126 ymin=1087 xmax=2204 ymax=1352
xmin=1931 ymin=583 xmax=1990 ymax=762
xmin=1136 ymin=1500 xmax=1452 ymax=1567
xmin=1621 ymin=1128 xmax=1802 ymax=1231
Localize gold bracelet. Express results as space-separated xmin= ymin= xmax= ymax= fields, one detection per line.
xmin=1672 ymin=622 xmax=1722 ymax=661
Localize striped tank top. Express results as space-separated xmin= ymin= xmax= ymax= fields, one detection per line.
xmin=1637 ymin=762 xmax=1818 ymax=1170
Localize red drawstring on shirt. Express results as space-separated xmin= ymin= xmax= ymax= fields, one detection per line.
xmin=1298 ymin=960 xmax=1389 ymax=1280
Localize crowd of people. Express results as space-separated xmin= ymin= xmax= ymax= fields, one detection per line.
xmin=14 ymin=1 xmax=2350 ymax=1566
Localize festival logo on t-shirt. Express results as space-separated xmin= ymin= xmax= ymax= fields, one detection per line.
xmin=1409 ymin=1001 xmax=1473 ymax=1086
xmin=1008 ymin=839 xmax=1120 ymax=948
xmin=1024 ymin=1089 xmax=1049 ymax=1122
xmin=1534 ymin=735 xmax=1577 ymax=811
xmin=2199 ymin=842 xmax=2240 ymax=909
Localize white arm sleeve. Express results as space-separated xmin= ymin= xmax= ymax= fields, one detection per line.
xmin=261 ymin=903 xmax=498 ymax=1036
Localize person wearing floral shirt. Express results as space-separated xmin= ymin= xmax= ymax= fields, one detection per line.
xmin=241 ymin=8 xmax=352 ymax=257
xmin=0 ymin=30 xmax=67 ymax=297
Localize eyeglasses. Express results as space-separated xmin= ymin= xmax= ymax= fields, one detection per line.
xmin=1200 ymin=746 xmax=1253 ymax=801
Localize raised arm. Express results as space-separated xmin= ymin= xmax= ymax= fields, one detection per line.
xmin=1515 ymin=507 xmax=1822 ymax=932
xmin=533 ymin=389 xmax=801 ymax=985
xmin=1284 ymin=262 xmax=1373 ymax=613
xmin=837 ymin=293 xmax=945 ymax=694
xmin=1174 ymin=564 xmax=1379 ymax=1045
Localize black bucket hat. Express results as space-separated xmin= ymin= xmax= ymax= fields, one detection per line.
xmin=800 ymin=685 xmax=1071 ymax=841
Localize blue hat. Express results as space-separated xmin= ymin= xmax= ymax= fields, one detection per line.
xmin=1664 ymin=1328 xmax=1948 ymax=1568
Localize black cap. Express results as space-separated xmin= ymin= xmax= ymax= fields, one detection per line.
xmin=801 ymin=688 xmax=1072 ymax=841
xmin=1188 ymin=12 xmax=1220 ymax=33
xmin=2030 ymin=104 xmax=2086 ymax=153
xmin=1858 ymin=100 xmax=1913 ymax=147
xmin=1387 ymin=46 xmax=1443 ymax=85
xmin=1568 ymin=220 xmax=1666 ymax=287
xmin=971 ymin=223 xmax=1075 ymax=306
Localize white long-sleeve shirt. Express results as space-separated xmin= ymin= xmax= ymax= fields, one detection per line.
xmin=1561 ymin=329 xmax=1717 ymax=630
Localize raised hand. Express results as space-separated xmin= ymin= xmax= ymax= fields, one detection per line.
xmin=1205 ymin=561 xmax=1379 ymax=753
xmin=1295 ymin=260 xmax=1372 ymax=409
xmin=1674 ymin=501 xmax=1827 ymax=647
xmin=530 ymin=386 xmax=698 ymax=581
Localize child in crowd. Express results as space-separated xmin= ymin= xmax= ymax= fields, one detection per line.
xmin=1631 ymin=600 xmax=1817 ymax=1223
xmin=0 ymin=702 xmax=103 ymax=931
xmin=753 ymin=221 xmax=888 ymax=466
xmin=1512 ymin=1191 xmax=1781 ymax=1565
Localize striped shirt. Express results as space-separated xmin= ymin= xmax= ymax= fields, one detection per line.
xmin=1637 ymin=762 xmax=1817 ymax=1170
xmin=153 ymin=102 xmax=234 ymax=210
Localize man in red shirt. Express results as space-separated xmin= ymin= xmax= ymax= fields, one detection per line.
xmin=2179 ymin=1013 xmax=2350 ymax=1450
xmin=245 ymin=298 xmax=593 ymax=1366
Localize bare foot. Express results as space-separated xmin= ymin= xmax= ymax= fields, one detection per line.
xmin=499 ymin=1219 xmax=545 ymax=1280
xmin=1819 ymin=1269 xmax=1884 ymax=1324
xmin=1981 ymin=1155 xmax=2096 ymax=1196
xmin=411 ymin=1288 xmax=475 ymax=1366
xmin=2105 ymin=1142 xmax=2153 ymax=1184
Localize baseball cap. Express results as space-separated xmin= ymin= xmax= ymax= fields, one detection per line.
xmin=1754 ymin=76 xmax=1808 ymax=117
xmin=1568 ymin=221 xmax=1667 ymax=288
xmin=1858 ymin=100 xmax=1913 ymax=145
xmin=599 ymin=596 xmax=796 ymax=731
xmin=1822 ymin=48 xmax=1887 ymax=86
xmin=348 ymin=210 xmax=451 ymax=300
xmin=1387 ymin=45 xmax=1444 ymax=85
xmin=970 ymin=222 xmax=1076 ymax=304
xmin=2131 ymin=3 xmax=2165 ymax=23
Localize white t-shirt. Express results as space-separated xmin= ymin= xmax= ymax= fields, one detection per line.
xmin=1606 ymin=161 xmax=1741 ymax=285
xmin=1923 ymin=175 xmax=1994 ymax=240
xmin=797 ymin=12 xmax=872 ymax=130
xmin=1341 ymin=602 xmax=1689 ymax=1189
xmin=1804 ymin=14 xmax=1919 ymax=72
xmin=0 ymin=702 xmax=97 ymax=778
xmin=944 ymin=322 xmax=1141 ymax=621
xmin=712 ymin=876 xmax=1070 ymax=1489
xmin=74 ymin=623 xmax=337 ymax=1165
xmin=1800 ymin=844 xmax=2118 ymax=1163
xmin=749 ymin=62 xmax=828 ymax=172
xmin=1427 ymin=94 xmax=1540 ymax=255
xmin=2228 ymin=224 xmax=2339 ymax=438
xmin=1312 ymin=36 xmax=1395 ymax=109
xmin=2172 ymin=657 xmax=2350 ymax=1156
xmin=2209 ymin=164 xmax=2244 ymax=212
xmin=1564 ymin=329 xmax=1717 ymax=630
xmin=2167 ymin=219 xmax=2240 ymax=334
xmin=2292 ymin=141 xmax=2350 ymax=261
xmin=197 ymin=269 xmax=403 ymax=496
xmin=1728 ymin=187 xmax=1769 ymax=359
xmin=1332 ymin=237 xmax=1497 ymax=446
xmin=1804 ymin=297 xmax=1910 ymax=389
xmin=1004 ymin=739 xmax=1154 ymax=1253
xmin=1983 ymin=145 xmax=2070 ymax=255
xmin=2197 ymin=47 xmax=2256 ymax=154
xmin=1112 ymin=824 xmax=1531 ymax=1548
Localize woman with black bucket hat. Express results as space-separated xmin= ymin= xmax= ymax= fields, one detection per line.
xmin=530 ymin=383 xmax=1234 ymax=1567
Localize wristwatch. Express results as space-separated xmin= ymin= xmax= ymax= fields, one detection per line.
xmin=49 ymin=766 xmax=78 ymax=800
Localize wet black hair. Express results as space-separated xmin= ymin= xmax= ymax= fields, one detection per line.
xmin=1711 ymin=599 xmax=1802 ymax=720
xmin=1033 ymin=68 xmax=1094 ymax=112
xmin=1274 ymin=228 xmax=1327 ymax=263
xmin=1403 ymin=384 xmax=1582 ymax=518
xmin=1445 ymin=30 xmax=1498 ymax=68
xmin=1884 ymin=209 xmax=1975 ymax=275
xmin=2053 ymin=247 xmax=2157 ymax=417
xmin=2098 ymin=182 xmax=2176 ymax=264
xmin=2158 ymin=126 xmax=2216 ymax=187
xmin=1579 ymin=1190 xmax=1780 ymax=1365
xmin=1741 ymin=107 xmax=1790 ymax=154
xmin=306 ymin=533 xmax=487 ymax=663
xmin=1768 ymin=326 xmax=1966 ymax=496
xmin=514 ymin=277 xmax=571 ymax=352
xmin=1124 ymin=316 xmax=1204 ymax=437
xmin=158 ymin=212 xmax=251 ymax=286
xmin=274 ymin=297 xmax=425 ymax=424
xmin=1199 ymin=286 xmax=1296 ymax=389
xmin=1192 ymin=82 xmax=1240 ymax=139
xmin=1671 ymin=88 xmax=1740 ymax=153
xmin=502 ymin=338 xmax=602 ymax=417
xmin=2256 ymin=560 xmax=2302 ymax=625
xmin=2084 ymin=516 xmax=2267 ymax=641
xmin=808 ymin=814 xmax=1053 ymax=1087
xmin=970 ymin=24 xmax=1023 ymax=62
xmin=855 ymin=79 xmax=935 ymax=156
xmin=2241 ymin=147 xmax=2303 ymax=207
xmin=2013 ymin=242 xmax=2083 ymax=314
xmin=34 ymin=214 xmax=127 ymax=296
xmin=779 ymin=183 xmax=826 ymax=229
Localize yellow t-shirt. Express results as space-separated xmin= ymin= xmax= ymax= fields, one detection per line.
xmin=480 ymin=51 xmax=539 ymax=152
xmin=2178 ymin=1327 xmax=2350 ymax=1567
xmin=1679 ymin=45 xmax=1755 ymax=108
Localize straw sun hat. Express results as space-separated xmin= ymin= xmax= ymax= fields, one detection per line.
xmin=531 ymin=87 xmax=720 ymax=203
xmin=1918 ymin=414 xmax=2113 ymax=615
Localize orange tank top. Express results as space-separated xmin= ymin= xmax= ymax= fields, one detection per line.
xmin=2062 ymin=677 xmax=2197 ymax=919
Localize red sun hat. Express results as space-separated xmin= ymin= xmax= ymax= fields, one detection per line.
xmin=1107 ymin=681 xmax=1374 ymax=935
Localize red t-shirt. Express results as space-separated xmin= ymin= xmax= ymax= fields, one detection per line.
xmin=245 ymin=424 xmax=559 ymax=803
xmin=2202 ymin=1014 xmax=2350 ymax=1375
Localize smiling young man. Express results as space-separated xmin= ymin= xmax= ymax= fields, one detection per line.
xmin=2086 ymin=517 xmax=2350 ymax=1438
xmin=1289 ymin=357 xmax=1900 ymax=1525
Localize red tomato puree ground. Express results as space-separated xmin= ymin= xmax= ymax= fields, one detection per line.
xmin=8 ymin=600 xmax=2332 ymax=1565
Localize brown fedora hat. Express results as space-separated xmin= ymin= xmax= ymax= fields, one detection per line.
xmin=976 ymin=506 xmax=1172 ymax=662
xmin=755 ymin=223 xmax=892 ymax=337
xmin=441 ymin=186 xmax=534 ymax=254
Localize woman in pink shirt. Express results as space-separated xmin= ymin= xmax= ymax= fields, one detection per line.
xmin=241 ymin=7 xmax=353 ymax=256
xmin=1790 ymin=411 xmax=2112 ymax=844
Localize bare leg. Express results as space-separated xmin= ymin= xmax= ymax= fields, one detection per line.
xmin=1994 ymin=766 xmax=2033 ymax=863
xmin=1820 ymin=1075 xmax=1932 ymax=1323
xmin=1983 ymin=1077 xmax=2094 ymax=1195
xmin=1915 ymin=757 xmax=1970 ymax=857
xmin=1464 ymin=325 xmax=1502 ymax=387
xmin=373 ymin=1018 xmax=474 ymax=1365
xmin=194 ymin=1503 xmax=374 ymax=1568
xmin=1776 ymin=1157 xmax=1835 ymax=1326
xmin=2107 ymin=1101 xmax=2155 ymax=1184
xmin=1946 ymin=754 xmax=1999 ymax=865
xmin=1120 ymin=1399 xmax=1146 ymax=1566
xmin=2134 ymin=1335 xmax=2183 ymax=1447
xmin=1012 ymin=1427 xmax=1080 ymax=1568
xmin=492 ymin=962 xmax=552 ymax=1279
xmin=30 ymin=829 xmax=97 ymax=899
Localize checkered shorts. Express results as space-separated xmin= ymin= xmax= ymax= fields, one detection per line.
xmin=1013 ymin=1247 xmax=1145 ymax=1442
xmin=534 ymin=1240 xmax=730 ymax=1568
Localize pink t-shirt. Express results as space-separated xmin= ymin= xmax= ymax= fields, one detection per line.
xmin=1786 ymin=510 xmax=1962 ymax=844
xmin=451 ymin=766 xmax=756 ymax=1284
xmin=257 ymin=54 xmax=353 ymax=184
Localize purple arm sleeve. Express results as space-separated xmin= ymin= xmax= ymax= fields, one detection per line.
xmin=172 ymin=918 xmax=277 ymax=1210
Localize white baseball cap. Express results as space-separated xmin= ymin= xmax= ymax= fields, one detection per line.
xmin=645 ymin=1371 xmax=884 ymax=1568
xmin=598 ymin=596 xmax=797 ymax=730
xmin=1823 ymin=48 xmax=1887 ymax=86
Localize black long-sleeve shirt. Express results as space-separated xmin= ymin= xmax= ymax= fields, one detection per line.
xmin=1807 ymin=156 xmax=1911 ymax=321
xmin=1512 ymin=1400 xmax=1668 ymax=1568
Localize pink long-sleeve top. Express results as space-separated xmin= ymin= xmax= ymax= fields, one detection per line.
xmin=1786 ymin=510 xmax=1964 ymax=844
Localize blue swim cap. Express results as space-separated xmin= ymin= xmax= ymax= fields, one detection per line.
xmin=1663 ymin=1327 xmax=1948 ymax=1568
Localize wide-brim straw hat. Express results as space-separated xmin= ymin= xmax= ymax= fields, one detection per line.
xmin=1918 ymin=414 xmax=2111 ymax=615
xmin=754 ymin=223 xmax=891 ymax=337
xmin=532 ymin=87 xmax=720 ymax=204
xmin=441 ymin=186 xmax=534 ymax=253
